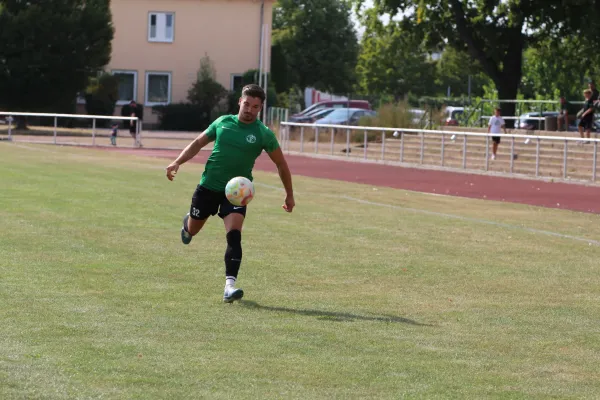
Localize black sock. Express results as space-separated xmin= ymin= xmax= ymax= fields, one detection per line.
xmin=225 ymin=230 xmax=242 ymax=279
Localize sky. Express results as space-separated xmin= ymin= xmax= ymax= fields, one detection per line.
xmin=350 ymin=0 xmax=373 ymax=38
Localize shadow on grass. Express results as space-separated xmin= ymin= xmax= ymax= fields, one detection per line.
xmin=240 ymin=300 xmax=434 ymax=326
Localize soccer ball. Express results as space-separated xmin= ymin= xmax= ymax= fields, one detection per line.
xmin=225 ymin=176 xmax=255 ymax=206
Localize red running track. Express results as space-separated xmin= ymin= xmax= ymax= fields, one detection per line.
xmin=97 ymin=147 xmax=600 ymax=214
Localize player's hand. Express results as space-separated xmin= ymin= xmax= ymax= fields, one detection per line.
xmin=165 ymin=162 xmax=179 ymax=181
xmin=283 ymin=194 xmax=295 ymax=213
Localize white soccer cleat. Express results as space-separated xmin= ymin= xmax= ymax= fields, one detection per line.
xmin=223 ymin=285 xmax=244 ymax=303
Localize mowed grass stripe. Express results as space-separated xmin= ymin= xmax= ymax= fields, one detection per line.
xmin=1 ymin=142 xmax=600 ymax=399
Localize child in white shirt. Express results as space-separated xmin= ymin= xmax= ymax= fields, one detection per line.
xmin=488 ymin=108 xmax=507 ymax=160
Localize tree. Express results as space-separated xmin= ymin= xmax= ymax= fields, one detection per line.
xmin=84 ymin=72 xmax=119 ymax=127
xmin=356 ymin=9 xmax=437 ymax=99
xmin=435 ymin=47 xmax=490 ymax=98
xmin=521 ymin=37 xmax=600 ymax=102
xmin=356 ymin=0 xmax=600 ymax=126
xmin=187 ymin=54 xmax=228 ymax=121
xmin=0 ymin=0 xmax=114 ymax=124
xmin=272 ymin=0 xmax=359 ymax=95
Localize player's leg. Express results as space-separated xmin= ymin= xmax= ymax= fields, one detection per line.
xmin=586 ymin=119 xmax=592 ymax=140
xmin=492 ymin=137 xmax=500 ymax=159
xmin=181 ymin=185 xmax=219 ymax=245
xmin=219 ymin=202 xmax=247 ymax=303
xmin=578 ymin=120 xmax=585 ymax=139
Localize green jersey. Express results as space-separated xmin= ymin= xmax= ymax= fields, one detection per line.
xmin=199 ymin=114 xmax=280 ymax=191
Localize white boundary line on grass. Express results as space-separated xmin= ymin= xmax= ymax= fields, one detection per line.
xmin=7 ymin=142 xmax=599 ymax=247
xmin=254 ymin=182 xmax=600 ymax=247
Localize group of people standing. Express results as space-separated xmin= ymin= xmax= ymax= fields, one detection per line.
xmin=559 ymin=80 xmax=599 ymax=143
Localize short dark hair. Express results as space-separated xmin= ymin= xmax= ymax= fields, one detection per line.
xmin=241 ymin=84 xmax=266 ymax=103
xmin=495 ymin=107 xmax=501 ymax=112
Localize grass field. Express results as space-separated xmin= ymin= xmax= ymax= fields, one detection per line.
xmin=2 ymin=142 xmax=600 ymax=399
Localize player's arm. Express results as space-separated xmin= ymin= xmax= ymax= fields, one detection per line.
xmin=267 ymin=147 xmax=295 ymax=212
xmin=165 ymin=131 xmax=213 ymax=181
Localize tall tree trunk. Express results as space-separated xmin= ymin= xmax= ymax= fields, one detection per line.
xmin=496 ymin=83 xmax=518 ymax=129
xmin=495 ymin=37 xmax=524 ymax=129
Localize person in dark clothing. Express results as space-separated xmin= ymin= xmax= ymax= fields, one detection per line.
xmin=578 ymin=89 xmax=594 ymax=143
xmin=120 ymin=100 xmax=144 ymax=138
xmin=589 ymin=81 xmax=599 ymax=103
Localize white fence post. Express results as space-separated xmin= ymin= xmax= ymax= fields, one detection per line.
xmin=92 ymin=118 xmax=96 ymax=146
xmin=314 ymin=127 xmax=319 ymax=154
xmin=381 ymin=131 xmax=385 ymax=161
xmin=7 ymin=115 xmax=12 ymax=141
xmin=462 ymin=135 xmax=467 ymax=169
xmin=593 ymin=141 xmax=597 ymax=182
xmin=535 ymin=138 xmax=540 ymax=177
xmin=563 ymin=140 xmax=568 ymax=179
xmin=510 ymin=137 xmax=515 ymax=173
xmin=363 ymin=130 xmax=367 ymax=159
xmin=300 ymin=126 xmax=304 ymax=153
xmin=53 ymin=117 xmax=57 ymax=145
xmin=420 ymin=133 xmax=424 ymax=164
xmin=330 ymin=128 xmax=335 ymax=155
xmin=400 ymin=131 xmax=404 ymax=163
xmin=485 ymin=135 xmax=489 ymax=171
xmin=345 ymin=129 xmax=350 ymax=157
xmin=441 ymin=133 xmax=445 ymax=166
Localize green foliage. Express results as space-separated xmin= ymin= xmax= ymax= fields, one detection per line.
xmin=356 ymin=9 xmax=437 ymax=99
xmin=520 ymin=37 xmax=599 ymax=103
xmin=187 ymin=54 xmax=228 ymax=120
xmin=154 ymin=54 xmax=230 ymax=132
xmin=273 ymin=0 xmax=359 ymax=95
xmin=84 ymin=72 xmax=118 ymax=127
xmin=435 ymin=47 xmax=490 ymax=98
xmin=355 ymin=0 xmax=600 ymax=125
xmin=0 ymin=0 xmax=114 ymax=113
xmin=357 ymin=100 xmax=419 ymax=130
xmin=153 ymin=103 xmax=209 ymax=132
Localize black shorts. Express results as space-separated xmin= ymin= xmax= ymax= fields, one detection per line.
xmin=492 ymin=136 xmax=501 ymax=144
xmin=189 ymin=185 xmax=247 ymax=220
xmin=579 ymin=117 xmax=593 ymax=130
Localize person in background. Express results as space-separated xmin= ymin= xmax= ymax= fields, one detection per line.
xmin=120 ymin=100 xmax=143 ymax=140
xmin=488 ymin=108 xmax=507 ymax=160
xmin=578 ymin=89 xmax=594 ymax=144
xmin=558 ymin=96 xmax=569 ymax=131
xmin=589 ymin=81 xmax=599 ymax=104
xmin=110 ymin=123 xmax=118 ymax=146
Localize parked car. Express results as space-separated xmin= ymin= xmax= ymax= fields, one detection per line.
xmin=517 ymin=111 xmax=559 ymax=130
xmin=289 ymin=100 xmax=372 ymax=122
xmin=291 ymin=107 xmax=336 ymax=123
xmin=408 ymin=108 xmax=427 ymax=126
xmin=444 ymin=106 xmax=464 ymax=126
xmin=314 ymin=108 xmax=377 ymax=125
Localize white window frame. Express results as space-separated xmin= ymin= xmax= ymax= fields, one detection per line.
xmin=111 ymin=70 xmax=138 ymax=106
xmin=230 ymin=73 xmax=243 ymax=91
xmin=145 ymin=71 xmax=172 ymax=106
xmin=148 ymin=12 xmax=175 ymax=43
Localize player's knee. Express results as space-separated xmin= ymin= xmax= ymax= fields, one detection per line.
xmin=226 ymin=229 xmax=242 ymax=257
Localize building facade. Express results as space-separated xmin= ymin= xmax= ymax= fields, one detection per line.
xmin=80 ymin=0 xmax=274 ymax=125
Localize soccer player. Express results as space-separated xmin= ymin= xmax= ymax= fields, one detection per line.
xmin=164 ymin=84 xmax=295 ymax=303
